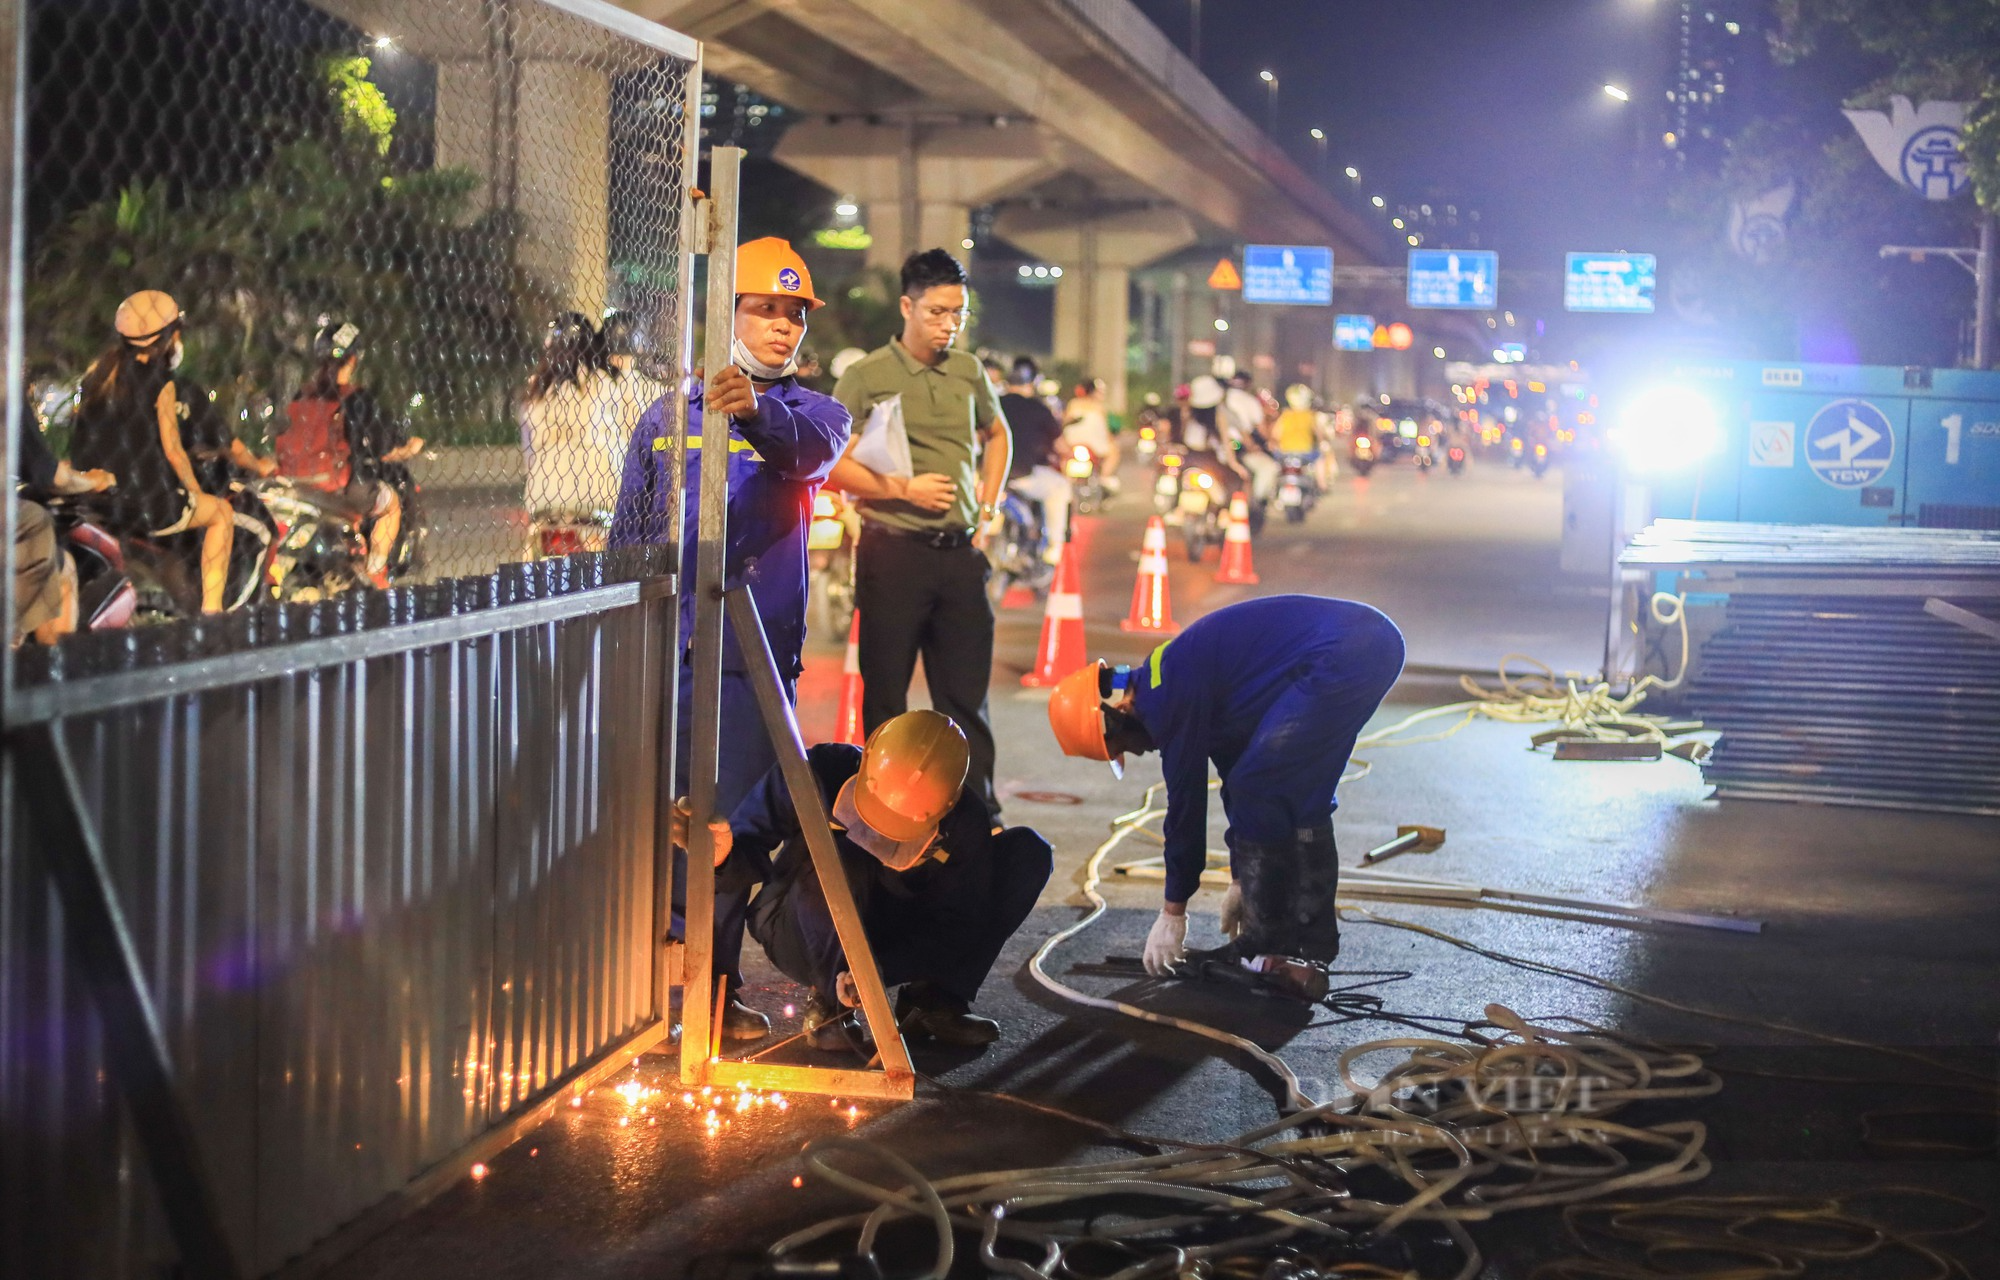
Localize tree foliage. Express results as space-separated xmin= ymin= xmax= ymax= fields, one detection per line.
xmin=27 ymin=54 xmax=548 ymax=446
xmin=1774 ymin=0 xmax=2000 ymax=210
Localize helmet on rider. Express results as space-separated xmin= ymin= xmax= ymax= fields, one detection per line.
xmin=1048 ymin=660 xmax=1123 ymax=777
xmin=598 ymin=308 xmax=639 ymax=362
xmin=116 ymin=290 xmax=183 ymax=348
xmin=1187 ymin=375 xmax=1224 ymax=409
xmin=851 ymin=710 xmax=970 ymax=842
xmin=312 ymin=316 xmax=365 ymax=362
xmin=735 ymin=237 xmax=823 ymax=310
xmin=1007 ymin=355 xmax=1040 ymax=388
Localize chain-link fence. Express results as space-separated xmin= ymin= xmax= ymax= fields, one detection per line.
xmin=7 ymin=0 xmax=697 ymax=713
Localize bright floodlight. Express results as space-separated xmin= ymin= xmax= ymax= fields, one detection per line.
xmin=1603 ymin=84 xmax=1630 ymax=101
xmin=1613 ymin=385 xmax=1722 ymax=474
xmin=834 ymin=201 xmax=858 ymax=217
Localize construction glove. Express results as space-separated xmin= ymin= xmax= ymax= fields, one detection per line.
xmin=1219 ymin=881 xmax=1243 ymax=938
xmin=1142 ymin=908 xmax=1188 ymax=976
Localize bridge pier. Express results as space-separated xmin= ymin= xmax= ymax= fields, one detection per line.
xmin=776 ymin=119 xmax=1058 ymax=273
xmin=993 ymin=206 xmax=1197 ymax=413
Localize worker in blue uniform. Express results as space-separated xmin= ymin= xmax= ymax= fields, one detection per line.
xmin=610 ymin=238 xmax=852 ymax=1040
xmin=1048 ymin=596 xmax=1404 ymax=972
xmin=670 ymin=711 xmax=1052 ymax=1050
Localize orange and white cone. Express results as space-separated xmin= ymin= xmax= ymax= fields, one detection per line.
xmin=1215 ymin=492 xmax=1260 ymax=584
xmin=1021 ymin=543 xmax=1087 ymax=687
xmin=836 ymin=609 xmax=865 ymax=744
xmin=1121 ymin=515 xmax=1179 ymax=633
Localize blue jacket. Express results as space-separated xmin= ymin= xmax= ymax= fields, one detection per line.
xmin=1130 ymin=596 xmax=1402 ymax=901
xmin=609 ymin=378 xmax=851 ymax=675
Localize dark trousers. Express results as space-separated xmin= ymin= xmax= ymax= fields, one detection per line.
xmin=854 ymin=525 xmax=999 ymax=813
xmin=750 ymin=826 xmax=1053 ymax=1007
xmin=1221 ymin=609 xmax=1406 ymax=845
xmin=671 ymin=665 xmax=790 ymax=994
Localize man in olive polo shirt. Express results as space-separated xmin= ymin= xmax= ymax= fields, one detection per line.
xmin=831 ymin=249 xmax=1013 ymax=816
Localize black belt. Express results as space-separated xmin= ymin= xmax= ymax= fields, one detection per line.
xmin=862 ymin=521 xmax=975 ymax=550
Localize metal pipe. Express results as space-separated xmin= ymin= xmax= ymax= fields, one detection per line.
xmin=1977 ymin=210 xmax=1994 ymax=370
xmin=680 ymin=146 xmax=741 ymax=1086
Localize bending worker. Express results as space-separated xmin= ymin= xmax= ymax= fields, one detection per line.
xmin=672 ymin=711 xmax=1052 ymax=1050
xmin=611 ymin=237 xmax=852 ymax=1041
xmin=1048 ymin=596 xmax=1404 ymax=971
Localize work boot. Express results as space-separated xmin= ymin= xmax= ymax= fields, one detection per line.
xmin=721 ymin=997 xmax=772 ymax=1043
xmin=1230 ymin=836 xmax=1302 ymax=961
xmin=896 ymin=982 xmax=1000 ymax=1047
xmin=803 ymin=989 xmax=873 ymax=1054
xmin=1288 ymin=824 xmax=1342 ymax=963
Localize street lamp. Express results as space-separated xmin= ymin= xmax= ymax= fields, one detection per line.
xmin=1344 ymin=166 xmax=1359 ymax=181
xmin=1370 ymin=195 xmax=1385 ymax=208
xmin=1309 ymin=127 xmax=1327 ymax=179
xmin=1603 ymin=83 xmax=1630 ymax=102
xmin=1259 ymin=70 xmax=1279 ymax=137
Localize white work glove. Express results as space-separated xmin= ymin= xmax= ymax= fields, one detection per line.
xmin=1142 ymin=908 xmax=1189 ymax=976
xmin=1219 ymin=882 xmax=1242 ymax=939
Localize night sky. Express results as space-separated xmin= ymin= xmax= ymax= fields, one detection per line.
xmin=1130 ymin=0 xmax=1676 ymax=265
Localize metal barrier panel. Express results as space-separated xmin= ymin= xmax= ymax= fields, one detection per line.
xmin=0 ymin=0 xmax=700 ymax=1273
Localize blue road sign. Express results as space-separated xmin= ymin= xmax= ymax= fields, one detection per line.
xmin=1242 ymin=244 xmax=1333 ymax=305
xmin=1565 ymin=253 xmax=1657 ymax=313
xmin=1334 ymin=314 xmax=1375 ymax=351
xmin=1804 ymin=398 xmax=1897 ymax=489
xmin=1407 ymin=249 xmax=1498 ymax=309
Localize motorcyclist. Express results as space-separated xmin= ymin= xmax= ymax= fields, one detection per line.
xmin=1222 ymin=370 xmax=1280 ymax=508
xmin=1061 ymin=376 xmax=1120 ymax=494
xmin=67 ymin=291 xmax=238 ymax=613
xmin=999 ymin=356 xmax=1069 ymax=561
xmin=278 ymin=319 xmax=425 ymax=591
xmin=1272 ymin=383 xmax=1326 ymax=487
xmin=14 ymin=404 xmax=117 ymax=645
xmin=519 ymin=312 xmax=661 ymax=551
xmin=1180 ymin=375 xmax=1252 ymax=494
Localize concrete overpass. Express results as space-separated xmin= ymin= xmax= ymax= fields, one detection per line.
xmin=620 ymin=0 xmax=1386 ymax=407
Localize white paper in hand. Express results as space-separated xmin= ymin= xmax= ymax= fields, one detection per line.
xmin=850 ymin=394 xmax=913 ymax=479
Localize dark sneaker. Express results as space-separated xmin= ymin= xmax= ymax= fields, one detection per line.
xmin=721 ymin=998 xmax=771 ymax=1043
xmin=803 ymin=990 xmax=872 ymax=1053
xmin=896 ymin=983 xmax=1000 ymax=1047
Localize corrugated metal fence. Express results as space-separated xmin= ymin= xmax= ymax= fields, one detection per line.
xmin=2 ymin=585 xmax=681 ymax=1276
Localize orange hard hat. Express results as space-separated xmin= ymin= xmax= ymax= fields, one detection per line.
xmin=854 ymin=710 xmax=968 ymax=842
xmin=115 ymin=290 xmax=182 ymax=344
xmin=1048 ymin=661 xmax=1121 ymax=778
xmin=736 ymin=237 xmax=823 ymax=310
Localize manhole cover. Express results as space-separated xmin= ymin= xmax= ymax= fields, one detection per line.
xmin=1013 ymin=790 xmax=1083 ymax=806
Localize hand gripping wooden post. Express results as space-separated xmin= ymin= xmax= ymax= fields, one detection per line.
xmin=675 ymin=146 xmax=911 ymax=1101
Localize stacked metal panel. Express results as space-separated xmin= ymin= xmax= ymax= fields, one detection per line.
xmin=1621 ymin=521 xmax=2000 ymax=815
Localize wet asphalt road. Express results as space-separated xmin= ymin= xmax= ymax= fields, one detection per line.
xmin=324 ymin=456 xmax=2000 ymax=1280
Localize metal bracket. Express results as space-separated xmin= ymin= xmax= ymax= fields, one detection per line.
xmin=6 ymin=723 xmax=244 ymax=1279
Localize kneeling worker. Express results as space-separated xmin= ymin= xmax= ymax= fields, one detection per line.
xmin=673 ymin=711 xmax=1052 ymax=1050
xmin=1048 ymin=596 xmax=1404 ymax=972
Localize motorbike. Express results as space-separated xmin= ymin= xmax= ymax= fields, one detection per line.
xmin=1528 ymin=441 xmax=1550 ymax=478
xmin=1350 ymin=432 xmax=1378 ymax=478
xmin=1446 ymin=443 xmax=1467 ymax=475
xmin=260 ymin=478 xmax=370 ymax=602
xmin=1175 ymin=461 xmax=1226 ymax=562
xmin=1064 ymin=444 xmax=1106 ymax=515
xmin=1134 ymin=414 xmax=1161 ymax=464
xmin=1508 ymin=435 xmax=1527 ymax=469
xmin=1412 ymin=433 xmax=1437 ymax=472
xmin=808 ymin=488 xmax=860 ymax=638
xmin=1152 ymin=450 xmax=1185 ymax=518
xmin=531 ymin=514 xmax=609 ymax=559
xmin=36 ymin=495 xmax=139 ymax=632
xmin=1276 ymin=452 xmax=1320 ymax=523
xmin=984 ymin=489 xmax=1055 ymax=609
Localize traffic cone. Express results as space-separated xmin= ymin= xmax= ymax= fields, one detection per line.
xmin=1121 ymin=515 xmax=1179 ymax=633
xmin=1215 ymin=492 xmax=1260 ymax=584
xmin=836 ymin=609 xmax=865 ymax=744
xmin=1020 ymin=543 xmax=1087 ymax=687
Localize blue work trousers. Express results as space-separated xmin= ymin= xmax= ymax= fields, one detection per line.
xmin=751 ymin=828 xmax=1054 ymax=1007
xmin=671 ymin=664 xmax=790 ymax=993
xmin=1221 ymin=635 xmax=1404 ymax=846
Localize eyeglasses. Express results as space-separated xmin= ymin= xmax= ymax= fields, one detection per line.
xmin=922 ymin=306 xmax=969 ymax=322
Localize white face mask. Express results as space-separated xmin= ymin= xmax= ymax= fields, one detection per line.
xmin=831 ymin=778 xmax=933 ymax=871
xmin=731 ymin=334 xmax=797 ymax=382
